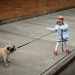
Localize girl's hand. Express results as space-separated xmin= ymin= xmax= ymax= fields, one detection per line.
xmin=47 ymin=27 xmax=50 ymax=30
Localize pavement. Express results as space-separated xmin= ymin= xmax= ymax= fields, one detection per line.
xmin=0 ymin=8 xmax=75 ymax=75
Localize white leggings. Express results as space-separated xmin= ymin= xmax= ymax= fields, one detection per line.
xmin=55 ymin=41 xmax=68 ymax=51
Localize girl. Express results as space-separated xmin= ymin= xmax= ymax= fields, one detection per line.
xmin=47 ymin=16 xmax=71 ymax=56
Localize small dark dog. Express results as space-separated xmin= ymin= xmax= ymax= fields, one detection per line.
xmin=0 ymin=45 xmax=16 ymax=67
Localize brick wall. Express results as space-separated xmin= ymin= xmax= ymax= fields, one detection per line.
xmin=0 ymin=0 xmax=75 ymax=20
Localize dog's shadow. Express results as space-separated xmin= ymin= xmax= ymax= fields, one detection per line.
xmin=0 ymin=60 xmax=11 ymax=67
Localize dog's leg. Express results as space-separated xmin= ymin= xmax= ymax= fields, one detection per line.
xmin=3 ymin=55 xmax=9 ymax=67
xmin=6 ymin=55 xmax=11 ymax=62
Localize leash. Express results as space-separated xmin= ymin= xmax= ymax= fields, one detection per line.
xmin=16 ymin=32 xmax=51 ymax=49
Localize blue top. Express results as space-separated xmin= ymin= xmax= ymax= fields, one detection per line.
xmin=48 ymin=23 xmax=69 ymax=42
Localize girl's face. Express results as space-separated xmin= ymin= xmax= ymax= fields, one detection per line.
xmin=57 ymin=22 xmax=62 ymax=25
xmin=57 ymin=20 xmax=63 ymax=26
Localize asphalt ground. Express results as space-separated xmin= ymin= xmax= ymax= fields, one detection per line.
xmin=0 ymin=8 xmax=75 ymax=75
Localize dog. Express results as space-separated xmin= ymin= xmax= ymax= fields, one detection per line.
xmin=0 ymin=45 xmax=16 ymax=67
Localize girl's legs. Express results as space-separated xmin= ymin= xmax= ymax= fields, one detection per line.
xmin=63 ymin=41 xmax=71 ymax=54
xmin=54 ymin=41 xmax=71 ymax=55
xmin=63 ymin=41 xmax=68 ymax=50
xmin=55 ymin=42 xmax=60 ymax=51
xmin=54 ymin=42 xmax=60 ymax=56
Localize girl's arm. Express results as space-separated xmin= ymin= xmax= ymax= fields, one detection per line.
xmin=47 ymin=25 xmax=59 ymax=32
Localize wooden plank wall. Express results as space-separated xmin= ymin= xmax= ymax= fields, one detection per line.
xmin=0 ymin=0 xmax=75 ymax=20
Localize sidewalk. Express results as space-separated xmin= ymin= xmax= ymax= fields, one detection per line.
xmin=0 ymin=8 xmax=75 ymax=75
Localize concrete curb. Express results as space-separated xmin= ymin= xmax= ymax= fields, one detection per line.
xmin=41 ymin=49 xmax=75 ymax=75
